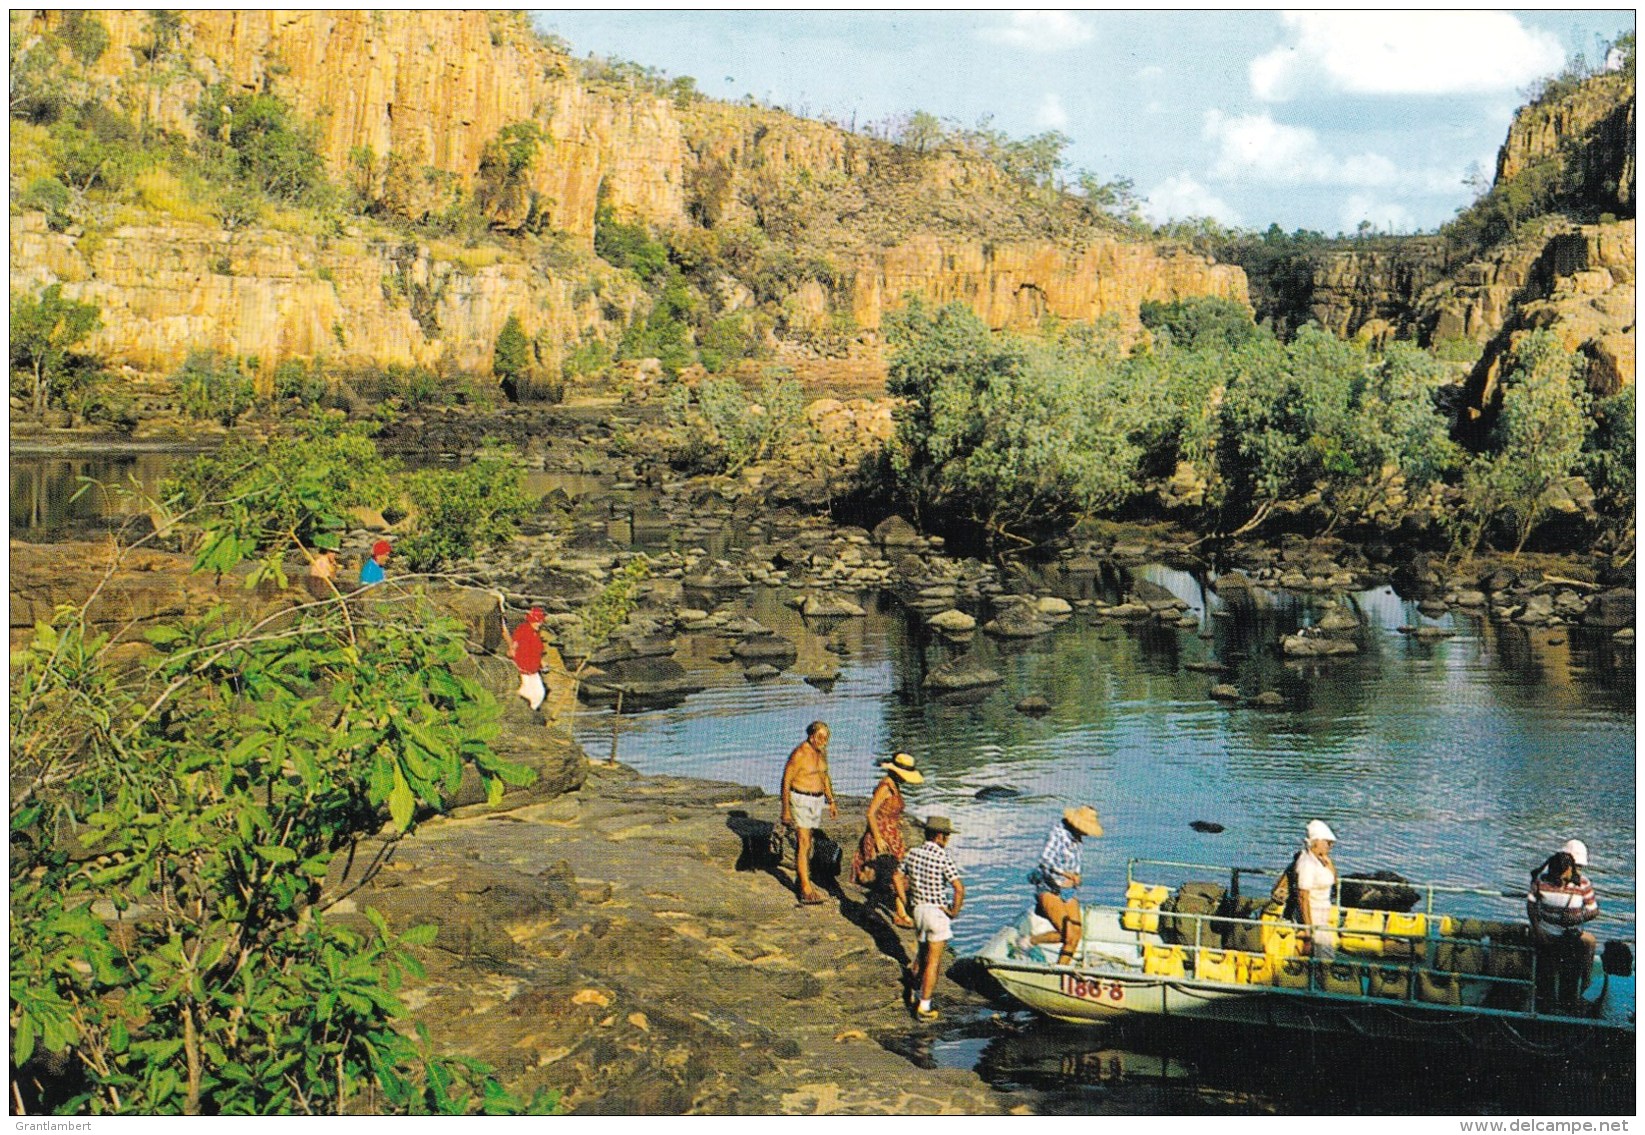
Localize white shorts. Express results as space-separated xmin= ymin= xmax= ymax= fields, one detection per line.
xmin=516 ymin=670 xmax=545 ymax=711
xmin=1310 ymin=926 xmax=1338 ymax=963
xmin=790 ymin=790 xmax=826 ymax=830
xmin=913 ymin=903 xmax=952 ymax=943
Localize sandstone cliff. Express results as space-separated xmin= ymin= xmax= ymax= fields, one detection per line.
xmin=9 ymin=10 xmax=1247 ymax=384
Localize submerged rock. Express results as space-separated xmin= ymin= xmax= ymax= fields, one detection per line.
xmin=799 ymin=592 xmax=866 ymax=619
xmin=1282 ymin=633 xmax=1359 ymax=657
xmin=1015 ymin=695 xmax=1052 ymax=715
xmin=922 ymin=656 xmax=1004 ymax=693
xmin=974 ymin=785 xmax=1022 ymax=801
xmin=982 ymin=604 xmax=1057 ymax=638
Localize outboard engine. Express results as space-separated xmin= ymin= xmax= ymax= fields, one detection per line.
xmin=1601 ymin=939 xmax=1633 ymax=977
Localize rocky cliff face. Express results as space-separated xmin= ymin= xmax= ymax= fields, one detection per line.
xmin=1459 ymin=218 xmax=1636 ymax=423
xmin=1496 ymin=70 xmax=1635 ymax=215
xmin=1305 ymin=239 xmax=1450 ymax=343
xmin=10 ymin=10 xmax=1248 ymax=381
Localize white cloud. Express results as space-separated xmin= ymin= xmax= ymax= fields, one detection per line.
xmin=1135 ymin=64 xmax=1165 ymax=81
xmin=1035 ymin=92 xmax=1069 ymax=130
xmin=1340 ymin=194 xmax=1417 ymax=234
xmin=979 ymin=10 xmax=1094 ymax=52
xmin=1143 ymin=174 xmax=1243 ymax=226
xmin=1204 ymin=109 xmax=1399 ymax=186
xmin=1252 ymin=12 xmax=1565 ymax=100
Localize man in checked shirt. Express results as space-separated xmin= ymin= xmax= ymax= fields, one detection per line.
xmin=900 ymin=815 xmax=964 ymax=1022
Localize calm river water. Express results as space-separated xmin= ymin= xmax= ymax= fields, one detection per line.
xmin=14 ymin=452 xmax=1636 ymax=1112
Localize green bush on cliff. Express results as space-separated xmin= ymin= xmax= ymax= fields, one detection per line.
xmin=194 ymin=85 xmax=326 ymax=203
xmin=9 ymin=549 xmax=548 ymax=1113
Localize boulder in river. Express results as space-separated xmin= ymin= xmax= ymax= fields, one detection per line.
xmin=730 ymin=636 xmax=797 ymax=665
xmin=799 ymin=592 xmax=866 ymax=619
xmin=974 ymin=786 xmax=1022 ymax=801
xmin=922 ymin=656 xmax=1004 ymax=693
xmin=1015 ymin=695 xmax=1052 ymax=715
xmin=579 ymin=657 xmax=706 ymax=709
xmin=1584 ymin=589 xmax=1634 ymax=629
xmin=1250 ymin=691 xmax=1285 ymax=708
xmin=982 ymin=604 xmax=1057 ymax=638
xmin=1282 ymin=633 xmax=1359 ymax=657
xmin=681 ymin=561 xmax=750 ymax=591
xmin=1209 ymin=684 xmax=1241 ymax=702
xmin=926 ymin=609 xmax=977 ymax=634
xmin=743 ymin=664 xmax=781 ymax=681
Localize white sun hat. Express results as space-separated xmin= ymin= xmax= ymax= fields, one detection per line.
xmin=1305 ymin=819 xmax=1337 ymax=843
xmin=1561 ymin=838 xmax=1590 ymax=867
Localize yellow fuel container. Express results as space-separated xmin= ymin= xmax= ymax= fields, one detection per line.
xmin=1260 ymin=912 xmax=1300 ymax=960
xmin=1142 ymin=943 xmax=1187 ymax=977
xmin=1122 ymin=882 xmax=1169 ymax=933
xmin=1339 ymin=908 xmax=1388 ymax=955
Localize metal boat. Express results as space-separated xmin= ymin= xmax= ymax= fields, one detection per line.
xmin=971 ymin=858 xmax=1635 ymax=1059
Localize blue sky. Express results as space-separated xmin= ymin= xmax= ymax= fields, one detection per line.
xmin=533 ymin=9 xmax=1634 ymax=235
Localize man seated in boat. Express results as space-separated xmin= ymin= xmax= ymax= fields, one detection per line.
xmin=1527 ymin=840 xmax=1600 ymax=1007
xmin=1023 ymin=806 xmax=1103 ymax=965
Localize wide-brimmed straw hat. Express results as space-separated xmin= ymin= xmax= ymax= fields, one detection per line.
xmin=1063 ymin=806 xmax=1103 ymax=837
xmin=879 ymin=752 xmax=924 ymax=784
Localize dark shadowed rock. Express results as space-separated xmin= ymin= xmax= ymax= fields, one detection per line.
xmin=1585 ymin=589 xmax=1634 ymax=629
xmin=872 ymin=515 xmax=924 ymax=548
xmin=729 ymin=636 xmax=797 ymax=665
xmin=982 ymin=604 xmax=1057 ymax=638
xmin=681 ymin=562 xmax=750 ymax=590
xmin=1189 ymin=820 xmax=1225 ymax=834
xmin=974 ymin=785 xmax=1022 ymax=801
xmin=580 ymin=657 xmax=706 ymax=708
xmin=922 ymin=655 xmax=1004 ymax=692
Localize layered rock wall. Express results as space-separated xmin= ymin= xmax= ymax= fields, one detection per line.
xmin=11 ymin=10 xmax=1251 ymax=378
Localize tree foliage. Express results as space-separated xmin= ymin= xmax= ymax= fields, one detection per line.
xmin=195 ymin=86 xmax=325 ymax=202
xmin=11 ymin=459 xmax=549 ymax=1115
xmin=397 ymin=456 xmax=539 ymax=572
xmin=168 ymin=350 xmax=257 ymax=427
xmin=664 ymin=376 xmax=807 ymax=475
xmin=164 ymin=421 xmax=398 ymax=586
xmin=11 ymin=284 xmax=103 ymax=420
xmin=1448 ymin=332 xmax=1593 ymax=557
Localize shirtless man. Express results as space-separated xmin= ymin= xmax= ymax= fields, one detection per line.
xmin=780 ymin=721 xmax=839 ymax=905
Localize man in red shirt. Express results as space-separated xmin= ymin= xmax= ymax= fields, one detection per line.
xmin=510 ymin=607 xmax=547 ymax=712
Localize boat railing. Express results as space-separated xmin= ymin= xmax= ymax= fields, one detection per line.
xmin=1113 ymin=858 xmax=1602 ymax=1020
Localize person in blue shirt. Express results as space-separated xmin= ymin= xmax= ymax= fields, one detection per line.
xmin=1023 ymin=805 xmax=1103 ymax=965
xmin=360 ymin=540 xmax=390 ymax=587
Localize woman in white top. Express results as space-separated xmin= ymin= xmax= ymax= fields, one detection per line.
xmin=1274 ymin=819 xmax=1339 ymax=961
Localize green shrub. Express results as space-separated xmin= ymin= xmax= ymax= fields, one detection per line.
xmin=194 ymin=86 xmax=325 ymax=202
xmin=169 ymin=350 xmax=257 ymax=427
xmin=19 ymin=176 xmax=72 ymax=227
xmin=1140 ymin=296 xmax=1264 ymax=352
xmin=666 ymin=376 xmax=806 ymax=475
xmin=397 ymin=457 xmax=539 ymax=571
xmin=273 ymin=357 xmax=328 ymax=406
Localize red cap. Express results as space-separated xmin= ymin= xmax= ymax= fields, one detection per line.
xmin=371 ymin=540 xmax=392 ymax=557
xmin=527 ymin=606 xmax=545 ymax=621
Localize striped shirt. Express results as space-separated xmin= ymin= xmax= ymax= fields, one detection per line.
xmin=901 ymin=840 xmax=961 ymax=908
xmin=1528 ymin=871 xmax=1599 ymax=929
xmin=1029 ymin=822 xmax=1082 ymax=893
